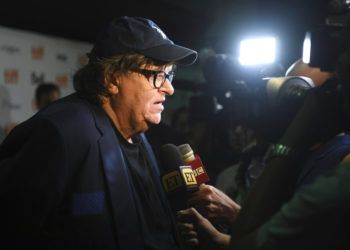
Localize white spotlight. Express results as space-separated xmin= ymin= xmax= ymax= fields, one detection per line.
xmin=302 ymin=32 xmax=311 ymax=64
xmin=239 ymin=37 xmax=276 ymax=65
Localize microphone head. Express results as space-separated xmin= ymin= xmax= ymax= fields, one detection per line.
xmin=158 ymin=144 xmax=184 ymax=172
xmin=178 ymin=143 xmax=210 ymax=185
xmin=178 ymin=143 xmax=192 ymax=154
xmin=178 ymin=144 xmax=195 ymax=162
xmin=158 ymin=144 xmax=198 ymax=212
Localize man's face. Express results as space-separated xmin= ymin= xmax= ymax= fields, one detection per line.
xmin=114 ymin=64 xmax=174 ymax=132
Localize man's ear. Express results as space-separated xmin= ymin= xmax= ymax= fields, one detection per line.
xmin=103 ymin=77 xmax=119 ymax=95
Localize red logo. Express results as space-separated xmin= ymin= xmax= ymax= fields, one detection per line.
xmin=4 ymin=69 xmax=19 ymax=84
xmin=56 ymin=74 xmax=69 ymax=88
xmin=31 ymin=46 xmax=45 ymax=60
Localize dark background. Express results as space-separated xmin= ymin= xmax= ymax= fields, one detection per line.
xmin=0 ymin=0 xmax=329 ymax=68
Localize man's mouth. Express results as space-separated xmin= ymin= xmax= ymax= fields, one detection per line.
xmin=153 ymin=99 xmax=165 ymax=111
xmin=154 ymin=98 xmax=165 ymax=105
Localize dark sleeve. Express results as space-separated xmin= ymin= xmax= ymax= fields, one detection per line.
xmin=0 ymin=117 xmax=68 ymax=245
xmin=231 ymin=163 xmax=350 ymax=250
xmin=258 ymin=164 xmax=350 ymax=250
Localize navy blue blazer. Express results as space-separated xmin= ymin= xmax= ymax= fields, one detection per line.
xmin=0 ymin=93 xmax=176 ymax=250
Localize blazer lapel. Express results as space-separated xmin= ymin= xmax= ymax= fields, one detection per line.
xmin=90 ymin=104 xmax=143 ymax=250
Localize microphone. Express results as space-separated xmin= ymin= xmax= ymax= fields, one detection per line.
xmin=178 ymin=144 xmax=210 ymax=185
xmin=158 ymin=144 xmax=198 ymax=211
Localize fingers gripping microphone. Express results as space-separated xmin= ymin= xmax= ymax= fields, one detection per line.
xmin=159 ymin=144 xmax=198 ymax=212
xmin=178 ymin=144 xmax=210 ymax=185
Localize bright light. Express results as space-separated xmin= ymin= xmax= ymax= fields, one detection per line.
xmin=302 ymin=32 xmax=311 ymax=64
xmin=239 ymin=37 xmax=276 ymax=65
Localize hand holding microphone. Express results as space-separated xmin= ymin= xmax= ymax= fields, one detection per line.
xmin=188 ymin=184 xmax=241 ymax=226
xmin=177 ymin=207 xmax=231 ymax=250
xmin=177 ymin=144 xmax=241 ymax=226
xmin=170 ymin=143 xmax=237 ymax=248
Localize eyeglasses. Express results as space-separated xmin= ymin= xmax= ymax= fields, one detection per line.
xmin=132 ymin=68 xmax=175 ymax=89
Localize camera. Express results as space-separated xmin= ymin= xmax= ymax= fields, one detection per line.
xmin=302 ymin=0 xmax=350 ymax=71
xmin=202 ymin=54 xmax=315 ymax=142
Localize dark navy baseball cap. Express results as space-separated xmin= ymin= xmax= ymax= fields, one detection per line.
xmin=89 ymin=16 xmax=198 ymax=65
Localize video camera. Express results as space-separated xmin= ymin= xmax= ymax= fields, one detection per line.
xmin=199 ymin=0 xmax=350 ymax=142
xmin=202 ymin=54 xmax=315 ymax=142
xmin=303 ymin=0 xmax=350 ymax=71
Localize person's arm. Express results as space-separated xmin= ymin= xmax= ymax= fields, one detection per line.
xmin=232 ymin=157 xmax=350 ymax=250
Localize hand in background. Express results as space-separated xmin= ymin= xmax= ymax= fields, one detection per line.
xmin=188 ymin=184 xmax=241 ymax=226
xmin=177 ymin=207 xmax=230 ymax=250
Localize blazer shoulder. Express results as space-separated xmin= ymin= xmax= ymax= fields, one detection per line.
xmin=35 ymin=94 xmax=104 ymax=147
xmin=40 ymin=94 xmax=98 ymax=129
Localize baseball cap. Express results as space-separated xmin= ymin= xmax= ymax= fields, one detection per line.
xmin=89 ymin=16 xmax=198 ymax=65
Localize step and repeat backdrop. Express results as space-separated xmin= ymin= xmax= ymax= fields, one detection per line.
xmin=0 ymin=26 xmax=92 ymax=132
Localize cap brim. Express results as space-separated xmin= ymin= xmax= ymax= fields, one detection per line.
xmin=140 ymin=44 xmax=198 ymax=65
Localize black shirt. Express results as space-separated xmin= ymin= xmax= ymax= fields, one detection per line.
xmin=114 ymin=129 xmax=179 ymax=250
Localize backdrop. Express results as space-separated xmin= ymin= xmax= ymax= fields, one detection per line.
xmin=0 ymin=25 xmax=91 ymax=128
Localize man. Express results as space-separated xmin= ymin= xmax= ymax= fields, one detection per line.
xmin=33 ymin=82 xmax=61 ymax=110
xmin=0 ymin=16 xmax=197 ymax=250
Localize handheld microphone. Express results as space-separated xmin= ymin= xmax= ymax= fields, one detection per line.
xmin=178 ymin=144 xmax=210 ymax=185
xmin=158 ymin=144 xmax=198 ymax=211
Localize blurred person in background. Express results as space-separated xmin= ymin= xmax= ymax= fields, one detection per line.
xmin=33 ymin=82 xmax=61 ymax=110
xmin=0 ymin=83 xmax=60 ymax=144
xmin=171 ymin=106 xmax=190 ymax=141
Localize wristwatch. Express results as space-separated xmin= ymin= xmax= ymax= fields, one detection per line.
xmin=265 ymin=143 xmax=292 ymax=161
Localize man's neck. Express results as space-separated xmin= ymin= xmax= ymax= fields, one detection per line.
xmin=99 ymin=97 xmax=135 ymax=142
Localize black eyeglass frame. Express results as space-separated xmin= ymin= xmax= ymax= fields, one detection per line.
xmin=131 ymin=68 xmax=175 ymax=89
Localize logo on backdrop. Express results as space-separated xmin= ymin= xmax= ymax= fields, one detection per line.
xmin=31 ymin=46 xmax=45 ymax=60
xmin=56 ymin=53 xmax=68 ymax=62
xmin=31 ymin=71 xmax=45 ymax=85
xmin=0 ymin=45 xmax=20 ymax=55
xmin=0 ymin=86 xmax=21 ymax=118
xmin=4 ymin=69 xmax=19 ymax=84
xmin=55 ymin=74 xmax=69 ymax=88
